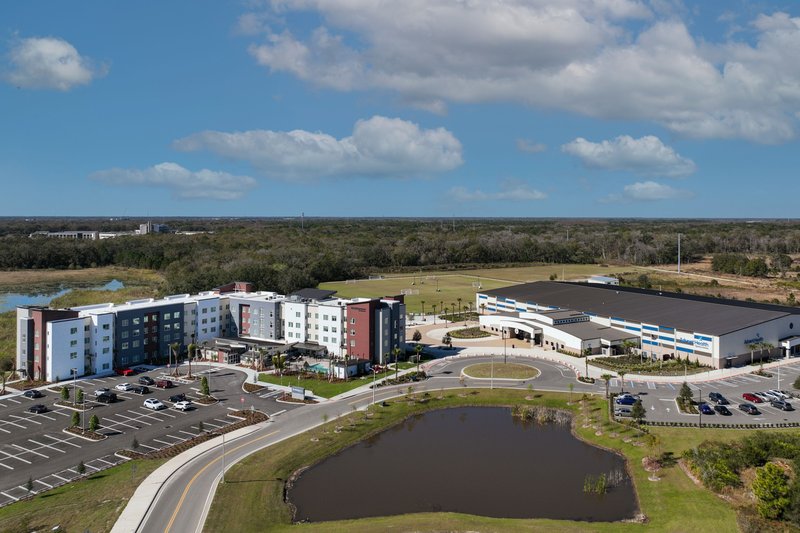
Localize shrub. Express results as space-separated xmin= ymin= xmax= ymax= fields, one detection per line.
xmin=753 ymin=463 xmax=791 ymax=519
xmin=71 ymin=411 xmax=80 ymax=427
xmin=89 ymin=414 xmax=99 ymax=432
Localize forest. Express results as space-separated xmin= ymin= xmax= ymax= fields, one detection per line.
xmin=1 ymin=218 xmax=799 ymax=296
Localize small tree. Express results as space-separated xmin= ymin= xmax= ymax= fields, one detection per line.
xmin=26 ymin=477 xmax=33 ymax=493
xmin=679 ymin=382 xmax=693 ymax=404
xmin=198 ymin=420 xmax=204 ymax=433
xmin=392 ymin=347 xmax=402 ymax=382
xmin=0 ymin=358 xmax=12 ymax=395
xmin=71 ymin=411 xmax=80 ymax=427
xmin=568 ymin=382 xmax=574 ymax=404
xmin=412 ymin=330 xmax=422 ymax=343
xmin=414 ymin=343 xmax=424 ymax=373
xmin=631 ymin=400 xmax=646 ymax=426
xmin=89 ymin=414 xmax=99 ymax=432
xmin=61 ymin=386 xmax=70 ymax=402
xmin=617 ymin=370 xmax=627 ymax=393
xmin=753 ymin=462 xmax=791 ymax=519
xmin=442 ymin=333 xmax=452 ymax=348
xmin=200 ymin=376 xmax=210 ymax=397
xmin=76 ymin=388 xmax=84 ymax=404
xmin=132 ymin=437 xmax=139 ymax=451
xmin=600 ymin=374 xmax=613 ymax=398
xmin=77 ymin=461 xmax=86 ymax=475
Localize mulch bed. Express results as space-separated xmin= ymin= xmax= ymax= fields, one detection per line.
xmin=243 ymin=383 xmax=267 ymax=393
xmin=194 ymin=395 xmax=219 ymax=405
xmin=117 ymin=410 xmax=269 ymax=460
xmin=54 ymin=400 xmax=93 ymax=410
xmin=65 ymin=427 xmax=106 ymax=440
xmin=278 ymin=393 xmax=318 ymax=404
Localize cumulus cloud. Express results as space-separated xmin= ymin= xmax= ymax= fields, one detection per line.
xmin=242 ymin=2 xmax=800 ymax=142
xmin=451 ymin=181 xmax=547 ymax=202
xmin=562 ymin=135 xmax=696 ymax=177
xmin=173 ymin=116 xmax=463 ymax=180
xmin=601 ymin=180 xmax=693 ymax=202
xmin=5 ymin=37 xmax=105 ymax=90
xmin=90 ymin=162 xmax=257 ymax=200
xmin=516 ymin=139 xmax=547 ymax=154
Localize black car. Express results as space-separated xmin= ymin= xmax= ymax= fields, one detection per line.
xmin=708 ymin=392 xmax=729 ymax=405
xmin=739 ymin=403 xmax=760 ymax=415
xmin=138 ymin=376 xmax=155 ymax=386
xmin=713 ymin=405 xmax=732 ymax=416
xmin=131 ymin=385 xmax=151 ymax=395
xmin=96 ymin=392 xmax=117 ymax=403
xmin=771 ymin=399 xmax=794 ymax=411
xmin=28 ymin=404 xmax=48 ymax=414
xmin=169 ymin=393 xmax=187 ymax=403
xmin=22 ymin=389 xmax=43 ymax=399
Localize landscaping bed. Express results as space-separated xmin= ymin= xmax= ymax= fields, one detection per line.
xmin=194 ymin=395 xmax=219 ymax=405
xmin=65 ymin=427 xmax=106 ymax=440
xmin=243 ymin=382 xmax=267 ymax=393
xmin=462 ymin=362 xmax=539 ymax=379
xmin=592 ymin=355 xmax=710 ymax=376
xmin=449 ymin=327 xmax=492 ymax=339
xmin=278 ymin=394 xmax=318 ymax=404
xmin=54 ymin=400 xmax=92 ymax=411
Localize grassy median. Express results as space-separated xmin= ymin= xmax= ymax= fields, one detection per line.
xmin=463 ymin=362 xmax=540 ymax=379
xmin=203 ymin=389 xmax=739 ymax=533
xmin=0 ymin=458 xmax=165 ymax=533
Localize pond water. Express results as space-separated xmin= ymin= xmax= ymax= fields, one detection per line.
xmin=289 ymin=406 xmax=637 ymax=523
xmin=0 ymin=279 xmax=125 ymax=313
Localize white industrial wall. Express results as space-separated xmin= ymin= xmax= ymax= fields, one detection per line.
xmin=318 ymin=303 xmax=345 ymax=356
xmin=284 ymin=301 xmax=307 ymax=342
xmin=85 ymin=312 xmax=114 ymax=375
xmin=47 ymin=318 xmax=85 ymax=381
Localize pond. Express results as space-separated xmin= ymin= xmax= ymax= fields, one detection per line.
xmin=0 ymin=279 xmax=125 ymax=313
xmin=288 ymin=406 xmax=637 ymax=523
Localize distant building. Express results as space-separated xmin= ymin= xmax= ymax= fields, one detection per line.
xmin=587 ymin=275 xmax=619 ymax=286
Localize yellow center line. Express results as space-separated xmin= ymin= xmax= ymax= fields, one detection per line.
xmin=163 ymin=430 xmax=279 ymax=533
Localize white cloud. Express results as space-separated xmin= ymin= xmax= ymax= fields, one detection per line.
xmin=243 ymin=3 xmax=800 ymax=142
xmin=451 ymin=181 xmax=547 ymax=202
xmin=516 ymin=139 xmax=547 ymax=154
xmin=173 ymin=116 xmax=463 ymax=180
xmin=90 ymin=162 xmax=257 ymax=200
xmin=601 ymin=180 xmax=693 ymax=202
xmin=562 ymin=135 xmax=696 ymax=177
xmin=5 ymin=37 xmax=105 ymax=90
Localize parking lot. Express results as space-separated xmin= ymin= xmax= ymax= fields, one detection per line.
xmin=0 ymin=365 xmax=299 ymax=507
xmin=610 ymin=361 xmax=800 ymax=425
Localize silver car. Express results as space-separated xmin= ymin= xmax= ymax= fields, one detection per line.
xmin=768 ymin=389 xmax=792 ymax=400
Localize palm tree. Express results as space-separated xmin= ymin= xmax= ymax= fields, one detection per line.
xmin=392 ymin=347 xmax=402 ymax=382
xmin=420 ymin=300 xmax=426 ymax=322
xmin=187 ymin=342 xmax=197 ymax=379
xmin=748 ymin=342 xmax=760 ymax=365
xmin=431 ymin=304 xmax=437 ymax=324
xmin=617 ymin=370 xmax=627 ymax=393
xmin=600 ymin=373 xmax=613 ymax=398
xmin=480 ymin=303 xmax=486 ymax=315
xmin=463 ymin=305 xmax=469 ymax=326
xmin=442 ymin=332 xmax=452 ymax=349
xmin=272 ymin=354 xmax=286 ymax=376
xmin=414 ymin=343 xmax=423 ymax=373
xmin=457 ymin=298 xmax=463 ymax=321
xmin=170 ymin=342 xmax=180 ymax=376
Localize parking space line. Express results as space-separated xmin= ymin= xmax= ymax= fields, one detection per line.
xmin=647 ymin=382 xmax=656 ymax=390
xmin=0 ymin=420 xmax=26 ymax=430
xmin=152 ymin=438 xmax=173 ymax=446
xmin=166 ymin=434 xmax=184 ymax=441
xmin=6 ymin=398 xmax=20 ymax=404
xmin=94 ymin=457 xmax=115 ymax=466
xmin=49 ymin=409 xmax=70 ymax=417
xmin=10 ymin=414 xmax=40 ymax=425
xmin=0 ymin=427 xmax=10 ymax=434
xmin=178 ymin=430 xmax=196 ymax=437
xmin=133 ymin=409 xmax=168 ymax=422
xmin=0 ymin=449 xmax=30 ymax=464
xmin=138 ymin=443 xmax=157 ymax=450
xmin=0 ymin=461 xmax=13 ymax=470
xmin=1 ymin=492 xmax=18 ymax=501
xmin=719 ymin=381 xmax=738 ymax=387
xmin=43 ymin=434 xmax=81 ymax=448
xmin=35 ymin=479 xmax=53 ymax=489
xmin=51 ymin=473 xmax=70 ymax=482
xmin=198 ymin=422 xmax=220 ymax=429
xmin=12 ymin=444 xmax=47 ymax=459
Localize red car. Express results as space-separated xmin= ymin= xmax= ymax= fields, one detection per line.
xmin=742 ymin=392 xmax=762 ymax=403
xmin=115 ymin=368 xmax=134 ymax=376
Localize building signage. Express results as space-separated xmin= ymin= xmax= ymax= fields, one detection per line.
xmin=694 ymin=339 xmax=711 ymax=350
xmin=677 ymin=337 xmax=693 ymax=345
xmin=291 ymin=386 xmax=305 ymax=400
xmin=743 ymin=334 xmax=764 ymax=345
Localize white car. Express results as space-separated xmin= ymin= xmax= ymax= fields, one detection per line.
xmin=95 ymin=387 xmax=111 ymax=396
xmin=174 ymin=400 xmax=193 ymax=411
xmin=143 ymin=398 xmax=165 ymax=410
xmin=115 ymin=383 xmax=133 ymax=391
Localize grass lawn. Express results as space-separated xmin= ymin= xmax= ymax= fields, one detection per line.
xmin=258 ymin=370 xmax=394 ymax=398
xmin=449 ymin=326 xmax=492 ymax=339
xmin=463 ymin=362 xmax=540 ymax=379
xmin=0 ymin=458 xmax=165 ymax=533
xmin=203 ymin=389 xmax=739 ymax=533
xmin=0 ymin=266 xmax=163 ymax=291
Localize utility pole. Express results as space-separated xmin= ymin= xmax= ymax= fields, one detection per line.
xmin=677 ymin=233 xmax=681 ymax=273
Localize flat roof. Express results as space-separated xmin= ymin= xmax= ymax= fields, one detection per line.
xmin=482 ymin=281 xmax=798 ymax=336
xmin=290 ymin=288 xmax=338 ymax=301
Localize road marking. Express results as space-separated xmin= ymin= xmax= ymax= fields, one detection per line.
xmin=35 ymin=479 xmax=53 ymax=489
xmin=0 ymin=449 xmax=30 ymax=464
xmin=0 ymin=462 xmax=13 ymax=470
xmin=198 ymin=422 xmax=220 ymax=429
xmin=166 ymin=434 xmax=185 ymax=441
xmin=164 ymin=430 xmax=280 ymax=533
xmin=12 ymin=444 xmax=47 ymax=459
xmin=0 ymin=419 xmax=27 ymax=429
xmin=49 ymin=409 xmax=70 ymax=417
xmin=153 ymin=438 xmax=173 ymax=446
xmin=43 ymin=434 xmax=80 ymax=448
xmin=270 ymin=409 xmax=286 ymax=417
xmin=138 ymin=443 xmax=158 ymax=450
xmin=1 ymin=492 xmax=18 ymax=501
xmin=0 ymin=427 xmax=10 ymax=434
xmin=6 ymin=398 xmax=20 ymax=404
xmin=647 ymin=382 xmax=656 ymax=390
xmin=178 ymin=430 xmax=196 ymax=437
xmin=51 ymin=473 xmax=70 ymax=482
xmin=11 ymin=414 xmax=41 ymax=425
xmin=94 ymin=457 xmax=115 ymax=466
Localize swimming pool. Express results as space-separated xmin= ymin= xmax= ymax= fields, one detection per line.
xmin=309 ymin=363 xmax=329 ymax=374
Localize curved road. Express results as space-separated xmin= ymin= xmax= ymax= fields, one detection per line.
xmin=135 ymin=355 xmax=585 ymax=533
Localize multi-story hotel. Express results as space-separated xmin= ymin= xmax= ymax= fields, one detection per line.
xmin=16 ymin=282 xmax=406 ymax=381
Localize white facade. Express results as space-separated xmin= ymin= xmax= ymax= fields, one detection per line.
xmin=47 ymin=318 xmax=85 ymax=382
xmin=316 ymin=301 xmax=346 ymax=356
xmin=83 ymin=311 xmax=114 ymax=375
xmin=194 ymin=294 xmax=221 ymax=343
xmin=283 ymin=301 xmax=308 ymax=342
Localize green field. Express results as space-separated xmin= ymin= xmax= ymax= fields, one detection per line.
xmin=319 ymin=264 xmax=644 ymax=313
xmin=258 ymin=370 xmax=394 ymax=399
xmin=203 ymin=389 xmax=739 ymax=533
xmin=463 ymin=362 xmax=540 ymax=379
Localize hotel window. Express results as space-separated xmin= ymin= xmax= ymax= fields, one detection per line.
xmin=143 ymin=338 xmax=148 ymax=345
xmin=102 ymin=335 xmax=110 ymax=342
xmin=173 ymin=322 xmax=180 ymax=330
xmin=70 ymin=340 xmax=78 ymax=347
xmin=164 ymin=313 xmax=171 ymax=320
xmin=121 ymin=331 xmax=129 ymax=339
xmin=164 ymin=324 xmax=171 ymax=331
xmin=102 ymin=323 xmax=110 ymax=330
xmin=102 ymin=347 xmax=110 ymax=354
xmin=133 ymin=317 xmax=140 ymax=325
xmin=211 ymin=307 xmax=216 ymax=312
xmin=122 ymin=342 xmax=129 ymax=349
xmin=70 ymin=327 xmax=78 ymax=334
xmin=296 ymin=312 xmax=301 ymax=317
xmin=144 ymin=315 xmax=149 ymax=323
xmin=350 ymin=340 xmax=356 ymax=347
xmin=202 ymin=328 xmax=208 ymax=334
xmin=211 ymin=326 xmax=216 ymax=332
xmin=122 ymin=319 xmax=129 ymax=327
xmin=202 ymin=318 xmax=208 ymax=325
xmin=351 ymin=318 xmax=356 ymax=324
xmin=70 ymin=352 xmax=78 ymax=359
xmin=133 ymin=329 xmax=140 ymax=337
xmin=332 ymin=327 xmax=337 ymax=333
xmin=202 ymin=308 xmax=208 ymax=314
xmin=174 ymin=311 xmax=181 ymax=318
xmin=133 ymin=340 xmax=140 ymax=348
xmin=84 ymin=325 xmax=90 ymax=332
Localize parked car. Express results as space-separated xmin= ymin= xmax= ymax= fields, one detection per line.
xmin=169 ymin=393 xmax=187 ymax=403
xmin=615 ymin=396 xmax=638 ymax=406
xmin=754 ymin=392 xmax=773 ymax=403
xmin=155 ymin=380 xmax=173 ymax=389
xmin=769 ymin=390 xmax=793 ymax=400
xmin=739 ymin=403 xmax=760 ymax=415
xmin=144 ymin=398 xmax=166 ymax=410
xmin=22 ymin=389 xmax=43 ymax=399
xmin=115 ymin=368 xmax=134 ymax=376
xmin=761 ymin=391 xmax=782 ymax=401
xmin=28 ymin=404 xmax=48 ymax=414
xmin=174 ymin=400 xmax=193 ymax=411
xmin=96 ymin=392 xmax=117 ymax=403
xmin=699 ymin=403 xmax=715 ymax=415
xmin=614 ymin=407 xmax=633 ymax=417
xmin=618 ymin=393 xmax=640 ymax=400
xmin=131 ymin=385 xmax=150 ymax=395
xmin=95 ymin=387 xmax=111 ymax=396
xmin=742 ymin=393 xmax=762 ymax=403
xmin=708 ymin=392 xmax=729 ymax=405
xmin=771 ymin=399 xmax=794 ymax=411
xmin=713 ymin=405 xmax=732 ymax=416
xmin=115 ymin=383 xmax=133 ymax=391
xmin=138 ymin=376 xmax=155 ymax=386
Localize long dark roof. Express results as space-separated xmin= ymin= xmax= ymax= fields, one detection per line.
xmin=290 ymin=288 xmax=338 ymax=300
xmin=482 ymin=281 xmax=799 ymax=336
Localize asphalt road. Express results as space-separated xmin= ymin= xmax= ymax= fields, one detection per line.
xmin=138 ymin=355 xmax=800 ymax=533
xmin=0 ymin=365 xmax=298 ymax=506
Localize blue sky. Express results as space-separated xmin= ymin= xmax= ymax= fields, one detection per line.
xmin=1 ymin=0 xmax=799 ymax=217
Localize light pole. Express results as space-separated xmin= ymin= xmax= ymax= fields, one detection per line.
xmin=221 ymin=430 xmax=226 ymax=483
xmin=502 ymin=328 xmax=507 ymax=365
xmin=697 ymin=387 xmax=702 ymax=428
xmin=372 ymin=365 xmax=377 ymax=406
xmin=71 ymin=368 xmax=77 ymax=407
xmin=490 ymin=352 xmax=494 ymax=390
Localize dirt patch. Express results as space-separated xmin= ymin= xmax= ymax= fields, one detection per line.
xmin=243 ymin=383 xmax=267 ymax=393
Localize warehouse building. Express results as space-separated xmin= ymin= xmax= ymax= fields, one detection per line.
xmin=478 ymin=281 xmax=800 ymax=369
